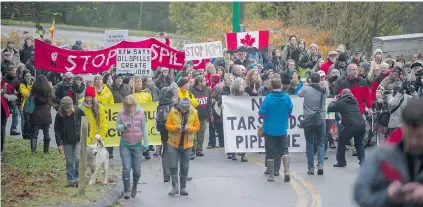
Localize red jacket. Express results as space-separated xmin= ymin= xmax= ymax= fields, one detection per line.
xmin=338 ymin=77 xmax=372 ymax=114
xmin=386 ymin=128 xmax=402 ymax=144
xmin=320 ymin=60 xmax=334 ymax=75
xmin=370 ymin=73 xmax=389 ymax=102
xmin=1 ymin=80 xmax=14 ymax=119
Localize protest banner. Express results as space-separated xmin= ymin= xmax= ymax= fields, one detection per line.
xmin=104 ymin=30 xmax=129 ymax=47
xmin=184 ymin=41 xmax=223 ymax=61
xmin=222 ymin=96 xmax=306 ymax=153
xmin=102 ymin=102 xmax=161 ymax=147
xmin=116 ymin=48 xmax=152 ymax=76
xmin=34 ymin=38 xmax=212 ymax=74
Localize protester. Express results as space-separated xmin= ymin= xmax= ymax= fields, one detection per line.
xmin=245 ymin=69 xmax=262 ymax=96
xmin=228 ymin=77 xmax=249 ymax=162
xmin=155 ymin=68 xmax=173 ymax=90
xmin=1 ymin=72 xmax=15 ymax=153
xmin=177 ymin=77 xmax=198 ymax=108
xmin=71 ymin=40 xmax=83 ymax=50
xmin=133 ymin=76 xmax=153 ymax=104
xmin=19 ymin=71 xmax=33 ymax=138
xmin=350 ymin=48 xmax=365 ymax=65
xmin=2 ymin=40 xmax=20 ymax=66
xmin=54 ymin=96 xmax=85 ymax=187
xmin=281 ymin=35 xmax=299 ymax=64
xmin=327 ymin=89 xmax=366 ymax=167
xmin=2 ymin=65 xmax=20 ymax=135
xmin=354 ymin=98 xmax=423 ymax=207
xmin=297 ymin=72 xmax=328 ymax=175
xmin=370 ymin=49 xmax=383 ymax=68
xmin=55 ymin=72 xmax=74 ymax=107
xmin=1 ymin=52 xmax=14 ymax=76
xmin=20 ymin=38 xmax=34 ymax=64
xmin=30 ymin=75 xmax=55 ymax=153
xmin=387 ymin=81 xmax=413 ymax=134
xmin=109 ymin=74 xmax=132 ymax=103
xmin=259 ymin=77 xmax=293 ymax=182
xmin=116 ymin=95 xmax=149 ymax=199
xmin=93 ymin=74 xmax=114 ymax=104
xmin=156 ymin=82 xmax=179 ymax=182
xmin=143 ymin=75 xmax=160 ymax=102
xmin=79 ymin=86 xmax=107 ymax=145
xmin=68 ymin=74 xmax=85 ymax=105
xmin=320 ymin=51 xmax=338 ymax=75
xmin=166 ymin=98 xmax=200 ymax=196
xmin=189 ymin=75 xmax=211 ymax=157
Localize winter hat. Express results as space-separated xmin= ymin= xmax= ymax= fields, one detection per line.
xmin=94 ymin=74 xmax=103 ymax=81
xmin=64 ymin=72 xmax=73 ymax=79
xmin=250 ymin=63 xmax=255 ymax=69
xmin=264 ymin=62 xmax=275 ymax=70
xmin=337 ymin=53 xmax=348 ymax=62
xmin=337 ymin=44 xmax=346 ymax=53
xmin=177 ymin=98 xmax=191 ymax=110
xmin=17 ymin=63 xmax=26 ymax=69
xmin=392 ymin=66 xmax=402 ymax=74
xmin=85 ymin=86 xmax=96 ymax=98
xmin=60 ymin=96 xmax=73 ymax=108
xmin=177 ymin=77 xmax=189 ymax=88
xmin=329 ymin=69 xmax=341 ymax=78
xmin=74 ymin=74 xmax=83 ymax=81
xmin=309 ymin=43 xmax=318 ymax=50
xmin=266 ymin=69 xmax=274 ymax=76
xmin=288 ymin=69 xmax=297 ymax=78
xmin=328 ymin=51 xmax=338 ymax=56
xmin=194 ymin=75 xmax=204 ymax=86
xmin=318 ymin=70 xmax=326 ymax=77
xmin=374 ymin=49 xmax=383 ymax=56
xmin=360 ymin=62 xmax=371 ymax=73
xmin=411 ymin=60 xmax=423 ymax=69
xmin=210 ymin=74 xmax=221 ymax=88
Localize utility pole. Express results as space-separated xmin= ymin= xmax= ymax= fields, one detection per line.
xmin=232 ymin=2 xmax=240 ymax=32
xmin=138 ymin=2 xmax=143 ymax=29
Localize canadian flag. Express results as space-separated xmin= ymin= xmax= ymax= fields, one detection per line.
xmin=226 ymin=31 xmax=269 ymax=53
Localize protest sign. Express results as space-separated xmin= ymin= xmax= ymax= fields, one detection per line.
xmin=184 ymin=41 xmax=223 ymax=61
xmin=222 ymin=96 xmax=306 ymax=153
xmin=116 ymin=48 xmax=152 ymax=76
xmin=34 ymin=38 xmax=211 ymax=74
xmin=102 ymin=102 xmax=161 ymax=147
xmin=104 ymin=30 xmax=129 ymax=47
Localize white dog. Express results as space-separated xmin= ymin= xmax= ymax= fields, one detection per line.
xmin=86 ymin=135 xmax=109 ymax=185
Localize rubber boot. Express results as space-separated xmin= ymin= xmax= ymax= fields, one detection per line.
xmin=168 ymin=175 xmax=179 ymax=196
xmin=131 ymin=177 xmax=139 ymax=197
xmin=282 ymin=155 xmax=291 ymax=182
xmin=266 ymin=159 xmax=274 ymax=182
xmin=180 ymin=176 xmax=188 ymax=196
xmin=43 ymin=139 xmax=50 ymax=154
xmin=31 ymin=139 xmax=37 ymax=153
xmin=240 ymin=153 xmax=248 ymax=162
xmin=123 ymin=175 xmax=131 ymax=199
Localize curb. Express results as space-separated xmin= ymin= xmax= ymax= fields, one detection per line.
xmin=87 ymin=178 xmax=124 ymax=207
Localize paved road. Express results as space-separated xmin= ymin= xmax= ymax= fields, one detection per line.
xmin=5 ymin=114 xmax=362 ymax=207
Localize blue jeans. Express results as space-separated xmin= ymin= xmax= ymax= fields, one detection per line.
xmin=11 ymin=105 xmax=21 ymax=130
xmin=64 ymin=142 xmax=80 ymax=184
xmin=120 ymin=144 xmax=143 ymax=192
xmin=304 ymin=122 xmax=326 ymax=169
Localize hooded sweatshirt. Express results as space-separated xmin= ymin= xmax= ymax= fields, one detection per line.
xmin=327 ymin=94 xmax=365 ymax=126
xmin=189 ymin=85 xmax=211 ymax=120
xmin=259 ymin=90 xmax=293 ymax=136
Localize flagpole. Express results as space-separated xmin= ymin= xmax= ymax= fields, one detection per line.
xmin=232 ymin=2 xmax=240 ymax=33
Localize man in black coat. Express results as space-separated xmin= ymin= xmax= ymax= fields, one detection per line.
xmin=327 ymin=89 xmax=366 ymax=167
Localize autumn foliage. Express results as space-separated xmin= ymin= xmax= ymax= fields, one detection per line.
xmin=203 ymin=17 xmax=335 ymax=58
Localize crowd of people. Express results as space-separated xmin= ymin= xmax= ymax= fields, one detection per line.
xmin=1 ymin=34 xmax=423 ymax=200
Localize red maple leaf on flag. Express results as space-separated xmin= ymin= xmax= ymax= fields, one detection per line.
xmin=240 ymin=33 xmax=255 ymax=47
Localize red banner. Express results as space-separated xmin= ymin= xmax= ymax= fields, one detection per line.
xmin=34 ymin=38 xmax=208 ymax=74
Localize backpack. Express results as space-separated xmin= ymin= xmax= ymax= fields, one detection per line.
xmin=156 ymin=104 xmax=172 ymax=132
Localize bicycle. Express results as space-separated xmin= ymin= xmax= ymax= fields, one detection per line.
xmin=372 ymin=102 xmax=389 ymax=147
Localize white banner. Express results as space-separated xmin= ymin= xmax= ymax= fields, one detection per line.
xmin=104 ymin=30 xmax=129 ymax=47
xmin=222 ymin=96 xmax=306 ymax=153
xmin=184 ymin=41 xmax=223 ymax=61
xmin=116 ymin=48 xmax=152 ymax=76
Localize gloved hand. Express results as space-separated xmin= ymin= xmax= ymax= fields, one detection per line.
xmin=3 ymin=94 xmax=17 ymax=102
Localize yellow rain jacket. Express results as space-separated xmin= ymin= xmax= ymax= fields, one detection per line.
xmin=177 ymin=88 xmax=198 ymax=108
xmin=80 ymin=103 xmax=108 ymax=144
xmin=166 ymin=107 xmax=200 ymax=149
xmin=78 ymin=84 xmax=114 ymax=105
xmin=19 ymin=83 xmax=32 ymax=106
xmin=133 ymin=89 xmax=153 ymax=104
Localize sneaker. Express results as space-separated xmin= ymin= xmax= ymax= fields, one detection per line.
xmin=187 ymin=176 xmax=192 ymax=181
xmin=124 ymin=191 xmax=131 ymax=199
xmin=317 ymin=165 xmax=324 ymax=175
xmin=10 ymin=129 xmax=20 ymax=136
xmin=307 ymin=168 xmax=315 ymax=175
xmin=329 ymin=142 xmax=336 ymax=149
xmin=164 ymin=177 xmax=170 ymax=182
xmin=196 ymin=151 xmax=204 ymax=157
xmin=109 ymin=154 xmax=113 ymax=159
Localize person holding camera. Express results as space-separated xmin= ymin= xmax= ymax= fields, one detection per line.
xmin=327 ymin=89 xmax=366 ymax=167
xmin=386 ymin=81 xmax=413 ymax=135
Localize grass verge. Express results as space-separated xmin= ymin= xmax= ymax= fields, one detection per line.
xmin=1 ymin=137 xmax=120 ymax=207
xmin=1 ymin=20 xmax=189 ymax=40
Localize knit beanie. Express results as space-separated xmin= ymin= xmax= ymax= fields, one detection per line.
xmin=288 ymin=69 xmax=297 ymax=78
xmin=194 ymin=75 xmax=204 ymax=86
xmin=309 ymin=43 xmax=318 ymax=50
xmin=60 ymin=96 xmax=73 ymax=108
xmin=85 ymin=86 xmax=96 ymax=98
xmin=177 ymin=77 xmax=189 ymax=88
xmin=177 ymin=98 xmax=191 ymax=110
xmin=360 ymin=62 xmax=371 ymax=73
xmin=337 ymin=53 xmax=347 ymax=62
